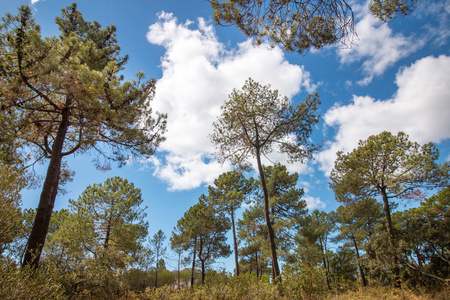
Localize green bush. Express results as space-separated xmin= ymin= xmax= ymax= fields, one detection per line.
xmin=283 ymin=264 xmax=328 ymax=299
xmin=0 ymin=258 xmax=63 ymax=300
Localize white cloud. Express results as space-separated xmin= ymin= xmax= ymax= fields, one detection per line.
xmin=146 ymin=12 xmax=314 ymax=190
xmin=304 ymin=196 xmax=326 ymax=210
xmin=338 ymin=2 xmax=421 ymax=85
xmin=318 ymin=55 xmax=450 ymax=174
xmin=418 ymin=0 xmax=450 ymax=46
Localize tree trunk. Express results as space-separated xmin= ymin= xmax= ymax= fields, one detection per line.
xmin=190 ymin=237 xmax=197 ymax=288
xmin=255 ymin=148 xmax=280 ymax=281
xmin=352 ymin=235 xmax=367 ymax=287
xmin=381 ymin=189 xmax=400 ymax=287
xmin=155 ymin=252 xmax=159 ymax=289
xmin=198 ymin=237 xmax=206 ymax=284
xmin=230 ymin=209 xmax=240 ymax=276
xmin=104 ymin=217 xmax=112 ymax=253
xmin=22 ymin=100 xmax=71 ymax=269
xmin=319 ymin=239 xmax=331 ymax=290
xmin=201 ymin=259 xmax=206 ymax=285
xmin=177 ymin=251 xmax=181 ymax=289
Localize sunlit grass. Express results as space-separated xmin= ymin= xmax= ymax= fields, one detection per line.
xmin=329 ymin=286 xmax=449 ymax=300
xmin=118 ymin=277 xmax=449 ymax=300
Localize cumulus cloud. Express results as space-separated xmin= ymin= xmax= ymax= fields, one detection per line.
xmin=318 ymin=55 xmax=450 ymax=174
xmin=338 ymin=2 xmax=421 ymax=85
xmin=147 ymin=12 xmax=315 ymax=190
xmin=304 ymin=196 xmax=326 ymax=210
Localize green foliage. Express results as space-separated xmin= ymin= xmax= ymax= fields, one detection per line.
xmin=370 ymin=0 xmax=419 ymax=22
xmin=0 ymin=4 xmax=166 ymax=168
xmin=261 ymin=163 xmax=308 ymax=227
xmin=149 ymin=229 xmax=167 ymax=288
xmin=34 ymin=177 xmax=149 ymax=298
xmin=283 ymin=263 xmax=328 ymax=299
xmin=207 ymin=170 xmax=255 ymax=275
xmin=237 ymin=204 xmax=271 ymax=278
xmin=327 ymin=247 xmax=358 ymax=287
xmin=294 ymin=210 xmax=334 ymax=265
xmin=0 ymin=257 xmax=63 ymax=300
xmin=248 ymin=164 xmax=308 ymax=265
xmin=394 ymin=186 xmax=450 ymax=285
xmin=210 ymin=0 xmax=420 ymax=53
xmin=122 ymin=268 xmax=151 ymax=293
xmin=0 ymin=166 xmax=23 ymax=253
xmin=210 ymin=0 xmax=355 ymax=53
xmin=69 ymin=176 xmax=148 ymax=262
xmin=330 ymin=131 xmax=449 ymax=204
xmin=208 ymin=171 xmax=255 ymax=213
xmin=173 ymin=198 xmax=231 ymax=284
xmin=334 ymin=198 xmax=384 ymax=244
xmin=330 ymin=131 xmax=449 ymax=286
xmin=291 ymin=210 xmax=335 ymax=289
xmin=333 ymin=198 xmax=384 ymax=287
xmin=0 ymin=137 xmax=35 ymax=255
xmin=211 ymin=78 xmax=320 ymax=170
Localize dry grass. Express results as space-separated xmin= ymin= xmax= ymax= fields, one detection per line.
xmin=328 ymin=286 xmax=449 ymax=300
xmin=121 ymin=285 xmax=450 ymax=300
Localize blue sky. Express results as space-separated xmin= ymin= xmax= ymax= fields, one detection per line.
xmin=2 ymin=0 xmax=449 ymax=272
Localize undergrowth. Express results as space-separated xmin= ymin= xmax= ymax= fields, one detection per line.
xmin=119 ymin=273 xmax=449 ymax=300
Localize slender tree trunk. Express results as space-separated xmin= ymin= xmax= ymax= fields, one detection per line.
xmin=352 ymin=235 xmax=367 ymax=287
xmin=104 ymin=216 xmax=112 ymax=254
xmin=104 ymin=224 xmax=111 ymax=250
xmin=177 ymin=250 xmax=181 ymax=289
xmin=230 ymin=210 xmax=240 ymax=276
xmin=22 ymin=100 xmax=71 ymax=269
xmin=198 ymin=237 xmax=206 ymax=284
xmin=155 ymin=252 xmax=159 ymax=289
xmin=190 ymin=237 xmax=197 ymax=288
xmin=381 ymin=189 xmax=400 ymax=287
xmin=255 ymin=148 xmax=281 ymax=281
xmin=319 ymin=239 xmax=331 ymax=290
xmin=201 ymin=259 xmax=206 ymax=285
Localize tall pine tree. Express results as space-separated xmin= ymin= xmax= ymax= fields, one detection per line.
xmin=0 ymin=4 xmax=166 ymax=268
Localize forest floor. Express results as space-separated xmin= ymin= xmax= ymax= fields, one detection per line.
xmin=329 ymin=287 xmax=449 ymax=300
xmin=125 ymin=285 xmax=450 ymax=300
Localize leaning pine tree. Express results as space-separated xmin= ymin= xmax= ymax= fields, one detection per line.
xmin=0 ymin=4 xmax=166 ymax=268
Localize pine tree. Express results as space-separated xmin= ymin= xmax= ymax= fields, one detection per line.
xmin=0 ymin=4 xmax=166 ymax=268
xmin=211 ymin=78 xmax=320 ymax=281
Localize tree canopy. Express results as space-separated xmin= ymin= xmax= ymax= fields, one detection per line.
xmin=0 ymin=4 xmax=166 ymax=268
xmin=174 ymin=197 xmax=231 ymax=285
xmin=209 ymin=0 xmax=420 ymax=54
